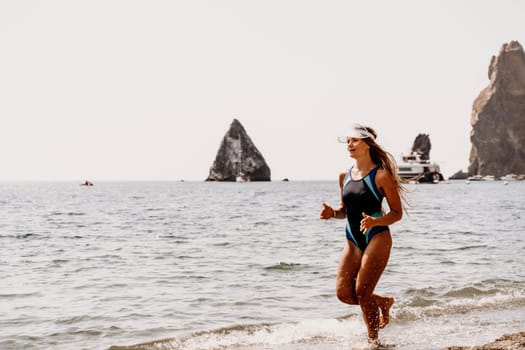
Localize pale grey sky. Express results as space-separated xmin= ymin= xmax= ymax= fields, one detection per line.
xmin=1 ymin=0 xmax=523 ymax=181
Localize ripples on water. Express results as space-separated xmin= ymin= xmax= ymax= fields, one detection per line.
xmin=1 ymin=181 xmax=524 ymax=350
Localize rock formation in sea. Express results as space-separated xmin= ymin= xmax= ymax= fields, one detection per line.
xmin=468 ymin=40 xmax=525 ymax=177
xmin=448 ymin=170 xmax=468 ymax=180
xmin=206 ymin=119 xmax=271 ymax=182
xmin=411 ymin=133 xmax=432 ymax=160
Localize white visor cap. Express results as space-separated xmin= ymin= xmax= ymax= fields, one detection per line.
xmin=337 ymin=124 xmax=376 ymax=143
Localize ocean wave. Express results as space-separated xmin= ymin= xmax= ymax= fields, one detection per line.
xmin=405 ymin=279 xmax=524 ymax=298
xmin=427 ymin=244 xmax=490 ymax=252
xmin=55 ymin=315 xmax=101 ymax=325
xmin=51 ymin=259 xmax=70 ymax=266
xmin=254 ymin=221 xmax=271 ymax=226
xmin=0 ymin=292 xmax=43 ymax=299
xmin=394 ymin=280 xmax=525 ymax=323
xmin=443 ymin=286 xmax=499 ymax=298
xmin=108 ymin=318 xmax=366 ymax=350
xmin=13 ymin=233 xmax=46 ymax=240
xmin=405 ymin=287 xmax=439 ymax=298
xmin=49 ymin=211 xmax=86 ymax=216
xmin=394 ymin=296 xmax=525 ymax=324
xmin=404 ymin=296 xmax=435 ymax=307
xmin=264 ymin=262 xmax=303 ymax=271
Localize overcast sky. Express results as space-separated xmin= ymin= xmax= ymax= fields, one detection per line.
xmin=1 ymin=0 xmax=523 ymax=181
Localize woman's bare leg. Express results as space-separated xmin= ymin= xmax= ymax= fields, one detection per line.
xmin=355 ymin=231 xmax=392 ymax=340
xmin=336 ymin=240 xmax=362 ymax=305
xmin=336 ymin=239 xmax=394 ymax=317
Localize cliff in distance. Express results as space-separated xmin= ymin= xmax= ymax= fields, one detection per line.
xmin=206 ymin=119 xmax=271 ymax=181
xmin=468 ymin=41 xmax=525 ymax=177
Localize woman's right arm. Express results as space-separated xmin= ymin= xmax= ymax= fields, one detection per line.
xmin=320 ymin=171 xmax=347 ymax=220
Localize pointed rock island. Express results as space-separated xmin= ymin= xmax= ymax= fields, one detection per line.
xmin=206 ymin=119 xmax=271 ymax=182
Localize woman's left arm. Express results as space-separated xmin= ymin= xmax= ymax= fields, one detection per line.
xmin=360 ymin=169 xmax=403 ymax=231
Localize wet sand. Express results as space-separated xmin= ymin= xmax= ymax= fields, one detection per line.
xmin=444 ymin=331 xmax=525 ymax=350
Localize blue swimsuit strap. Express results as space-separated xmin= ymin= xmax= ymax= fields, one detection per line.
xmin=363 ymin=167 xmax=382 ymax=202
xmin=343 ymin=168 xmax=352 ymax=188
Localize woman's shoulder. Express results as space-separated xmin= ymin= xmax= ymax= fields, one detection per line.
xmin=338 ymin=169 xmax=350 ymax=186
xmin=339 ymin=168 xmax=351 ymax=180
xmin=374 ymin=167 xmax=395 ymax=185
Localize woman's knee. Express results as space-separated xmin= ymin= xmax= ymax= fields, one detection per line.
xmin=336 ymin=285 xmax=358 ymax=305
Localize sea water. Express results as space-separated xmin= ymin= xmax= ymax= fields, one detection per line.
xmin=1 ymin=180 xmax=524 ymax=350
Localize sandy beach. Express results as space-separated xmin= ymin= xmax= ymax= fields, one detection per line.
xmin=445 ymin=331 xmax=525 ymax=350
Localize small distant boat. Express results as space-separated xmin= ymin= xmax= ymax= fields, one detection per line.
xmin=466 ymin=174 xmax=498 ymax=181
xmin=236 ymin=172 xmax=250 ymax=183
xmin=397 ymin=152 xmax=443 ymax=184
xmin=500 ymin=174 xmax=517 ymax=181
xmin=80 ymin=180 xmax=94 ymax=186
xmin=467 ymin=175 xmax=484 ymax=181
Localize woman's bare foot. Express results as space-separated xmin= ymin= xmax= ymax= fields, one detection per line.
xmin=378 ymin=296 xmax=394 ymax=328
xmin=368 ymin=337 xmax=381 ymax=349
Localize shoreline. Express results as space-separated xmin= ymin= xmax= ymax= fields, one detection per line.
xmin=444 ymin=331 xmax=525 ymax=350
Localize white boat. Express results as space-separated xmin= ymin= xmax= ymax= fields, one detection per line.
xmin=500 ymin=174 xmax=517 ymax=181
xmin=467 ymin=175 xmax=484 ymax=181
xmin=397 ymin=152 xmax=443 ymax=183
xmin=236 ymin=172 xmax=250 ymax=182
xmin=470 ymin=175 xmax=483 ymax=181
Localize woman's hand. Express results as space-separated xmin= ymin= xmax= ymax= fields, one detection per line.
xmin=360 ymin=212 xmax=375 ymax=232
xmin=320 ymin=202 xmax=334 ymax=220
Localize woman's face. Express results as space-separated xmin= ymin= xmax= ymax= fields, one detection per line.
xmin=347 ymin=137 xmax=369 ymax=159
